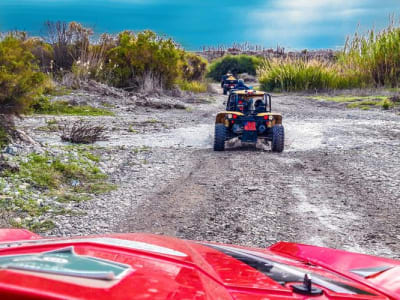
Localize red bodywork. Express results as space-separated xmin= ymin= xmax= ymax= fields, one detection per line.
xmin=0 ymin=229 xmax=399 ymax=300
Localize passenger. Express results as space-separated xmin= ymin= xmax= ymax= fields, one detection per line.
xmin=234 ymin=79 xmax=250 ymax=90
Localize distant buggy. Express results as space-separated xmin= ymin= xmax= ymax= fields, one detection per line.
xmin=221 ymin=75 xmax=238 ymax=95
xmin=214 ymin=90 xmax=284 ymax=152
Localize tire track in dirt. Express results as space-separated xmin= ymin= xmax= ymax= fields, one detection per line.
xmin=117 ymin=89 xmax=400 ymax=258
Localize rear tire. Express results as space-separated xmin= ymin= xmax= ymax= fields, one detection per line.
xmin=214 ymin=124 xmax=226 ymax=151
xmin=271 ymin=125 xmax=284 ymax=153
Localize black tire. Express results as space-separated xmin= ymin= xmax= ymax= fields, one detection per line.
xmin=214 ymin=124 xmax=226 ymax=151
xmin=271 ymin=125 xmax=284 ymax=153
xmin=223 ymin=87 xmax=227 ymax=95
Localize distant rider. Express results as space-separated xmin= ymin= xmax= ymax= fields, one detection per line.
xmin=221 ymin=72 xmax=233 ymax=87
xmin=234 ymin=79 xmax=250 ymax=90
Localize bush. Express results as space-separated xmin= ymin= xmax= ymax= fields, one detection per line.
xmin=180 ymin=52 xmax=208 ymax=81
xmin=104 ymin=30 xmax=182 ymax=91
xmin=206 ymin=55 xmax=261 ymax=81
xmin=258 ymin=58 xmax=361 ymax=92
xmin=60 ymin=120 xmax=108 ymax=143
xmin=0 ymin=36 xmax=47 ymax=115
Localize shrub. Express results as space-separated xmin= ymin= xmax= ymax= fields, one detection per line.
xmin=258 ymin=58 xmax=361 ymax=92
xmin=206 ymin=55 xmax=261 ymax=81
xmin=180 ymin=52 xmax=208 ymax=81
xmin=104 ymin=30 xmax=182 ymax=91
xmin=60 ymin=120 xmax=108 ymax=143
xmin=0 ymin=36 xmax=47 ymax=116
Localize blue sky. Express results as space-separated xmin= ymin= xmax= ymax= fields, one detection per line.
xmin=0 ymin=0 xmax=399 ymax=50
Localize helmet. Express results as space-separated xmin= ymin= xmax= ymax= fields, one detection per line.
xmin=238 ymin=79 xmax=244 ymax=85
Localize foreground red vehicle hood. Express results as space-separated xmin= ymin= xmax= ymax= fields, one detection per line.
xmin=0 ymin=229 xmax=399 ymax=299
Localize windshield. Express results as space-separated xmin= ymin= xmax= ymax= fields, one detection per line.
xmin=204 ymin=243 xmax=376 ymax=296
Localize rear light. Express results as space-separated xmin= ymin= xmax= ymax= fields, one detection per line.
xmin=238 ymin=101 xmax=243 ymax=104
xmin=263 ymin=115 xmax=269 ymax=120
xmin=233 ymin=114 xmax=237 ymax=119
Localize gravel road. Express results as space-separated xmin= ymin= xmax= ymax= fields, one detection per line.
xmin=27 ymin=88 xmax=399 ymax=259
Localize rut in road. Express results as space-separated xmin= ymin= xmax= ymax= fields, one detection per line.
xmin=125 ymin=150 xmax=220 ymax=237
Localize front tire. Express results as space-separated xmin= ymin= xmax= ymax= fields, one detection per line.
xmin=271 ymin=125 xmax=284 ymax=153
xmin=214 ymin=124 xmax=226 ymax=151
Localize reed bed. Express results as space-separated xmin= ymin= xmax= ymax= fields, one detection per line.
xmin=259 ymin=19 xmax=400 ymax=92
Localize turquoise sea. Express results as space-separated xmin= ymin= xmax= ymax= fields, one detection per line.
xmin=0 ymin=0 xmax=399 ymax=50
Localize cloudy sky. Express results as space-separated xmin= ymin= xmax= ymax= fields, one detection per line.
xmin=0 ymin=0 xmax=398 ymax=50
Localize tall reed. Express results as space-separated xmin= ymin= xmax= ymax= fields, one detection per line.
xmin=339 ymin=18 xmax=400 ymax=88
xmin=258 ymin=58 xmax=361 ymax=92
xmin=259 ymin=18 xmax=400 ymax=92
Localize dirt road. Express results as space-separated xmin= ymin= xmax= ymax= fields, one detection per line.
xmin=37 ymin=89 xmax=399 ymax=259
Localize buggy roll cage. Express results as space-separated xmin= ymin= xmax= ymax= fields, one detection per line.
xmin=226 ymin=93 xmax=272 ymax=113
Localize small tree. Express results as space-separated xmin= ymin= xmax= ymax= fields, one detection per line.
xmin=0 ymin=35 xmax=46 ymax=140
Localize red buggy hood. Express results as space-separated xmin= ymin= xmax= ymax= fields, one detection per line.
xmin=0 ymin=229 xmax=398 ymax=300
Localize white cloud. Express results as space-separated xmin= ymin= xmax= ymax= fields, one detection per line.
xmin=247 ymin=0 xmax=372 ymax=48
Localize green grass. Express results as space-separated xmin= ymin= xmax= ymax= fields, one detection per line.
xmin=1 ymin=150 xmax=116 ymax=232
xmin=15 ymin=153 xmax=107 ymax=190
xmin=31 ymin=96 xmax=114 ymax=116
xmin=177 ymin=80 xmax=207 ymax=93
xmin=311 ymin=95 xmax=388 ymax=103
xmin=310 ymin=95 xmax=396 ymax=110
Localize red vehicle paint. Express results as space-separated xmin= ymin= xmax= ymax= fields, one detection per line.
xmin=0 ymin=229 xmax=398 ymax=300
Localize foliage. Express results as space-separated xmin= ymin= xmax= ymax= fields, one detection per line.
xmin=259 ymin=19 xmax=400 ymax=92
xmin=258 ymin=58 xmax=361 ymax=92
xmin=104 ymin=30 xmax=182 ymax=91
xmin=1 ymin=149 xmax=115 ymax=232
xmin=339 ymin=18 xmax=400 ymax=88
xmin=310 ymin=95 xmax=396 ymax=110
xmin=24 ymin=37 xmax=54 ymax=73
xmin=207 ymin=55 xmax=261 ymax=81
xmin=177 ymin=80 xmax=207 ymax=93
xmin=16 ymin=152 xmax=110 ymax=192
xmin=30 ymin=96 xmax=113 ymax=116
xmin=0 ymin=36 xmax=47 ymax=116
xmin=180 ymin=52 xmax=208 ymax=81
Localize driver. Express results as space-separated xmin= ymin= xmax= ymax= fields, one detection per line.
xmin=221 ymin=72 xmax=233 ymax=87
